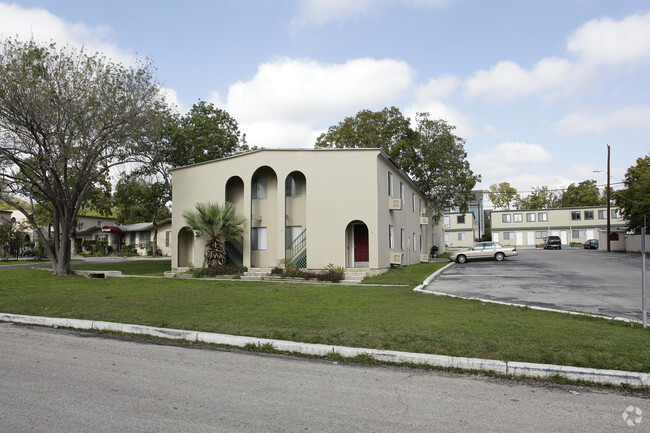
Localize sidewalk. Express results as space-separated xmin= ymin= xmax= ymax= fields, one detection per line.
xmin=1 ymin=312 xmax=648 ymax=388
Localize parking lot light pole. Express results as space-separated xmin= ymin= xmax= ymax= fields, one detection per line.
xmin=607 ymin=144 xmax=611 ymax=253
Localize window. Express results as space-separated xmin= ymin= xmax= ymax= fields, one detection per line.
xmin=97 ymin=220 xmax=104 ymax=227
xmin=285 ymin=175 xmax=302 ymax=197
xmin=503 ymin=232 xmax=515 ymax=240
xmin=252 ymin=177 xmax=267 ymax=199
xmin=571 ymin=211 xmax=581 ymax=221
xmin=443 ymin=216 xmax=450 ymax=226
xmin=140 ymin=231 xmax=151 ymax=243
xmin=502 ymin=214 xmax=511 ymax=223
xmin=400 ymin=182 xmax=404 ymax=203
xmin=598 ymin=209 xmax=607 ymax=219
xmin=444 ymin=233 xmax=449 ymax=243
xmin=388 ymin=172 xmax=393 ymax=197
xmin=538 ymin=212 xmax=548 ymax=222
xmin=413 ymin=233 xmax=417 ymax=251
xmin=129 ymin=232 xmax=136 ymax=244
xmin=389 ymin=225 xmax=394 ymax=249
xmin=165 ymin=231 xmax=170 ymax=248
xmin=514 ymin=213 xmax=523 ymax=222
xmin=526 ymin=213 xmax=536 ymax=222
xmin=412 ymin=193 xmax=416 ymax=212
xmin=419 ymin=234 xmax=423 ymax=251
xmin=419 ymin=199 xmax=422 ymax=215
xmin=535 ymin=231 xmax=547 ymax=239
xmin=584 ymin=210 xmax=594 ymax=220
xmin=95 ymin=234 xmax=107 ymax=242
xmin=251 ymin=227 xmax=267 ymax=250
xmin=611 ymin=208 xmax=620 ymax=219
xmin=457 ymin=215 xmax=465 ymax=224
xmin=572 ymin=229 xmax=586 ymax=239
xmin=400 ymin=228 xmax=405 ymax=250
xmin=458 ymin=232 xmax=466 ymax=241
xmin=286 ymin=226 xmax=302 ymax=247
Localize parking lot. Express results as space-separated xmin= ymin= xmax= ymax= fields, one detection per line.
xmin=426 ymin=248 xmax=649 ymax=322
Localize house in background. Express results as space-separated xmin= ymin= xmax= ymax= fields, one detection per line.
xmin=442 ymin=211 xmax=476 ymax=248
xmin=74 ymin=215 xmax=118 ymax=253
xmin=171 ymin=148 xmax=442 ymax=276
xmin=120 ymin=219 xmax=172 ymax=256
xmin=490 ymin=206 xmax=627 ymax=248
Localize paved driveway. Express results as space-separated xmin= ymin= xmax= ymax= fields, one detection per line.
xmin=426 ymin=249 xmax=648 ymax=322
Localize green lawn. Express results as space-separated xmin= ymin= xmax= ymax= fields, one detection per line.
xmin=0 ymin=260 xmax=49 ymax=265
xmin=71 ymin=259 xmax=171 ymax=276
xmin=1 ymin=267 xmax=648 ymax=373
xmin=362 ymin=262 xmax=449 ymax=285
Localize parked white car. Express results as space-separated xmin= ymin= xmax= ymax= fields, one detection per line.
xmin=450 ymin=241 xmax=518 ymax=264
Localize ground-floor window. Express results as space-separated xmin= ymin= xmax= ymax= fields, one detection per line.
xmin=535 ymin=231 xmax=547 ymax=239
xmin=389 ymin=225 xmax=394 ymax=249
xmin=400 ymin=228 xmax=405 ymax=250
xmin=252 ymin=227 xmax=267 ymax=250
xmin=458 ymin=232 xmax=466 ymax=241
xmin=503 ymin=232 xmax=515 ymax=240
xmin=572 ymin=229 xmax=586 ymax=239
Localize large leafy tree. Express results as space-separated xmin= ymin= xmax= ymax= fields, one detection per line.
xmin=516 ymin=186 xmax=560 ymax=210
xmin=560 ymin=180 xmax=604 ymax=207
xmin=0 ymin=38 xmax=163 ymax=275
xmin=182 ymin=202 xmax=246 ymax=267
xmin=315 ymin=108 xmax=480 ymax=217
xmin=487 ymin=182 xmax=519 ymax=210
xmin=615 ymin=155 xmax=650 ymax=233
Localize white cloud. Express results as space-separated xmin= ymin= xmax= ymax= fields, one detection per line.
xmin=567 ymin=12 xmax=650 ymax=66
xmin=159 ymin=87 xmax=188 ymax=114
xmin=0 ymin=3 xmax=136 ymax=66
xmin=554 ymin=105 xmax=650 ymax=135
xmin=465 ymin=57 xmax=576 ymax=101
xmin=470 ymin=142 xmax=554 ymax=183
xmin=222 ymin=57 xmax=415 ymax=147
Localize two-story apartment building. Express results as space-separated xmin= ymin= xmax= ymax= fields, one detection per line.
xmin=443 ymin=212 xmax=476 ymax=247
xmin=491 ymin=206 xmax=626 ymax=248
xmin=171 ymin=148 xmax=442 ymax=274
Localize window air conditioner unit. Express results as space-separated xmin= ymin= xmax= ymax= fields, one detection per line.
xmin=390 ymin=252 xmax=403 ymax=265
xmin=389 ymin=198 xmax=402 ymax=210
xmin=420 ymin=254 xmax=430 ymax=263
xmin=420 ymin=217 xmax=429 ymax=225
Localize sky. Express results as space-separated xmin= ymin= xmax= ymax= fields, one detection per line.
xmin=1 ymin=0 xmax=649 ymax=199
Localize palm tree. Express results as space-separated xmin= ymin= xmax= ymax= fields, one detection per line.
xmin=182 ymin=202 xmax=246 ymax=267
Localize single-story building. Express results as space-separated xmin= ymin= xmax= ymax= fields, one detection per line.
xmin=76 ymin=218 xmax=172 ymax=256
xmin=170 ymin=148 xmax=443 ymax=275
xmin=491 ymin=206 xmax=627 ymax=247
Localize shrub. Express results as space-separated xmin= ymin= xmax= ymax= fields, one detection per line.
xmin=119 ymin=244 xmax=139 ymax=257
xmin=318 ymin=264 xmax=345 ymax=283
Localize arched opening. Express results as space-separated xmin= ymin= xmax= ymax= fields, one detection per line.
xmin=346 ymin=220 xmax=369 ymax=268
xmin=225 ymin=176 xmax=245 ymax=267
xmin=251 ymin=166 xmax=278 ymax=268
xmin=285 ymin=171 xmax=307 ymax=268
xmin=177 ymin=227 xmax=194 ymax=268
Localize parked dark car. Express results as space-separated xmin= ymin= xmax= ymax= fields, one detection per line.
xmin=583 ymin=239 xmax=599 ymax=249
xmin=543 ymin=236 xmax=562 ymax=250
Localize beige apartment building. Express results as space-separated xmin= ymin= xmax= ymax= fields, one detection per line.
xmin=443 ymin=211 xmax=476 ymax=247
xmin=170 ymin=148 xmax=442 ymax=274
xmin=491 ymin=206 xmax=626 ymax=247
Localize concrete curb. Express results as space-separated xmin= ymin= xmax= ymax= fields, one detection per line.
xmin=1 ymin=313 xmax=647 ymax=388
xmin=413 ymin=262 xmax=455 ymax=291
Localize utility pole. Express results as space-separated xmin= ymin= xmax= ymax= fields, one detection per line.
xmin=607 ymin=144 xmax=611 ymax=252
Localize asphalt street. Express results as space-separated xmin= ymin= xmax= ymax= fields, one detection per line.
xmin=1 ymin=323 xmax=647 ymax=433
xmin=428 ymin=249 xmax=649 ymax=322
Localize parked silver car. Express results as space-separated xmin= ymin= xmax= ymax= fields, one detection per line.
xmin=450 ymin=241 xmax=518 ymax=264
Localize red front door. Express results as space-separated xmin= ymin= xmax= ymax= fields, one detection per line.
xmin=353 ymin=224 xmax=369 ymax=263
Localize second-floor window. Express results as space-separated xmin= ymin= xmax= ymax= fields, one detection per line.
xmin=502 ymin=214 xmax=511 ymax=223
xmin=571 ymin=211 xmax=581 ymax=220
xmin=584 ymin=210 xmax=594 ymax=220
xmin=526 ymin=213 xmax=535 ymax=222
xmin=457 ymin=215 xmax=465 ymax=224
xmin=514 ymin=213 xmax=523 ymax=222
xmin=538 ymin=212 xmax=548 ymax=222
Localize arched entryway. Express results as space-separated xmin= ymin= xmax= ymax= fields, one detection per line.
xmin=345 ymin=221 xmax=369 ymax=268
xmin=177 ymin=227 xmax=194 ymax=268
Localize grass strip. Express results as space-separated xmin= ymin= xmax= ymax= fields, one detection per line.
xmin=0 ymin=267 xmax=648 ymax=373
